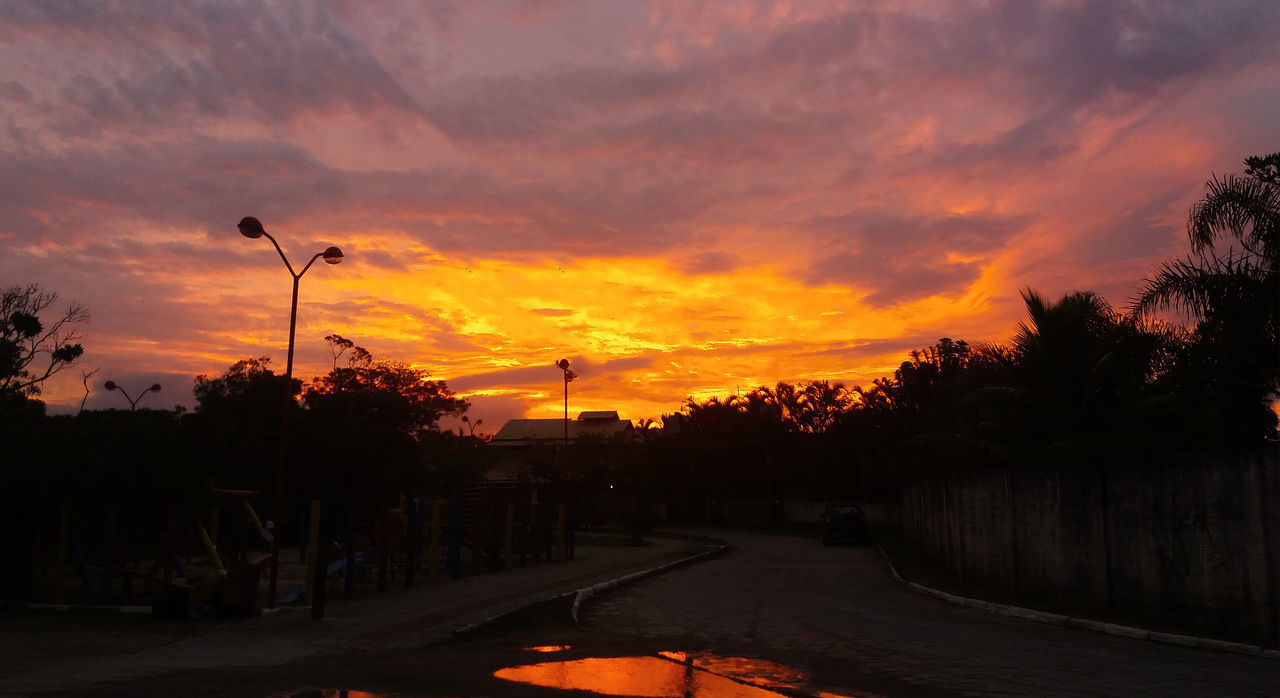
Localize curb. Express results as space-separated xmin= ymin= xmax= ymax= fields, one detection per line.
xmin=451 ymin=543 xmax=729 ymax=637
xmin=570 ymin=544 xmax=728 ymax=623
xmin=876 ymin=544 xmax=1280 ymax=661
xmin=18 ymin=602 xmax=152 ymax=615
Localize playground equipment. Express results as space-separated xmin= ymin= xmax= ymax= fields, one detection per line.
xmin=3 ymin=480 xmax=577 ymax=621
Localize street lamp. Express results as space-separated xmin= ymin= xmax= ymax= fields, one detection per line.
xmin=238 ymin=215 xmax=344 ymax=609
xmin=103 ymin=381 xmax=161 ymax=411
xmin=461 ymin=415 xmax=483 ymax=437
xmin=555 ymin=359 xmax=575 ymax=447
xmin=554 ymin=358 xmax=577 ymax=559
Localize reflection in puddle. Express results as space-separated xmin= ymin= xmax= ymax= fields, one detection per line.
xmin=657 ymin=652 xmax=806 ymax=691
xmin=284 ymin=686 xmax=389 ymax=691
xmin=495 ymin=650 xmax=870 ymax=697
xmin=526 ymin=644 xmax=573 ymax=653
xmin=496 ymin=656 xmax=779 ymax=696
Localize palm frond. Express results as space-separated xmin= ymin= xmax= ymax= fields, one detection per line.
xmin=1130 ymin=251 xmax=1271 ymax=320
xmin=1188 ymin=173 xmax=1279 ymax=261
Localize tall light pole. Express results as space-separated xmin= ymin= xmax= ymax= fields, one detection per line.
xmin=554 ymin=358 xmax=577 ymax=559
xmin=555 ymin=358 xmax=575 ymax=447
xmin=103 ymin=381 xmax=161 ymax=411
xmin=238 ymin=215 xmax=344 ymax=609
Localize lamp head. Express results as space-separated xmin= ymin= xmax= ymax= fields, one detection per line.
xmin=322 ymin=246 xmax=344 ymax=265
xmin=238 ymin=216 xmax=266 ymax=239
xmin=104 ymin=380 xmax=118 ymax=391
xmin=149 ymin=383 xmax=162 ymax=392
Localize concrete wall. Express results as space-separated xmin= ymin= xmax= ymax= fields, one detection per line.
xmin=898 ymin=448 xmax=1279 ymax=645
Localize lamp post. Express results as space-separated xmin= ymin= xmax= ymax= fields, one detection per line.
xmin=555 ymin=359 xmax=575 ymax=447
xmin=461 ymin=415 xmax=483 ymax=437
xmin=554 ymin=358 xmax=576 ymax=559
xmin=103 ymin=381 xmax=161 ymax=411
xmin=238 ymin=215 xmax=344 ymax=609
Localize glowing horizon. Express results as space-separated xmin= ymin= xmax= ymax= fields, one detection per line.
xmin=3 ymin=2 xmax=1277 ymax=432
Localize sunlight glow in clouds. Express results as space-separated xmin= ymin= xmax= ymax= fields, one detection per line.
xmin=2 ymin=0 xmax=1277 ymax=429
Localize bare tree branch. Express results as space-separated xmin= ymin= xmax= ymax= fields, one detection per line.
xmin=1 ymin=283 xmax=89 ymax=397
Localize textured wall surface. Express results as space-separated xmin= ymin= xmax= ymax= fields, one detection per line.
xmin=899 ymin=448 xmax=1279 ymax=644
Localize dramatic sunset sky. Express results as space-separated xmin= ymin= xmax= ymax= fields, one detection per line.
xmin=3 ymin=1 xmax=1277 ymax=431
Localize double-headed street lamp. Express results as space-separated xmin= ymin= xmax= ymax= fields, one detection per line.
xmin=238 ymin=215 xmax=344 ymax=609
xmin=103 ymin=380 xmax=161 ymax=411
xmin=555 ymin=358 xmax=577 ymax=559
xmin=555 ymin=358 xmax=575 ymax=447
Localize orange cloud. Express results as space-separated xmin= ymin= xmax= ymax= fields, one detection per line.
xmin=6 ymin=1 xmax=1278 ymax=431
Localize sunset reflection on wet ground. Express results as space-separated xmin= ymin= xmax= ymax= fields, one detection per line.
xmin=494 ymin=649 xmax=875 ymax=697
xmin=280 ymin=649 xmax=874 ymax=697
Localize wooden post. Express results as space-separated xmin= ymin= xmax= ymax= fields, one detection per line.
xmin=304 ymin=501 xmax=321 ymax=605
xmin=404 ymin=497 xmax=419 ymax=588
xmin=447 ymin=491 xmax=462 ymax=580
xmin=100 ymin=505 xmax=117 ymax=605
xmin=427 ymin=499 xmax=442 ymax=585
xmin=298 ymin=503 xmax=307 ymax=563
xmin=557 ymin=503 xmax=566 ymax=561
xmin=504 ymin=501 xmax=514 ymax=567
xmin=163 ymin=500 xmax=177 ymax=591
xmin=376 ymin=509 xmax=388 ymax=595
xmin=309 ymin=500 xmax=327 ymax=621
xmin=489 ymin=497 xmax=501 ymax=572
xmin=55 ymin=504 xmax=71 ymax=605
xmin=531 ymin=501 xmax=542 ymax=564
xmin=343 ymin=505 xmax=356 ymax=601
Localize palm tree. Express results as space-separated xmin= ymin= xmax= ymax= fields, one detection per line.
xmin=1012 ymin=289 xmax=1122 ymax=444
xmin=1134 ymin=155 xmax=1277 ymax=323
xmin=1189 ymin=157 xmax=1278 ymax=262
xmin=1131 ymin=154 xmax=1278 ymax=440
xmin=796 ymin=380 xmax=854 ymax=434
xmin=1134 ymin=152 xmax=1277 ymax=323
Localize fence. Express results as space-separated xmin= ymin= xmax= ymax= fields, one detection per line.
xmin=1 ymin=481 xmax=578 ymax=617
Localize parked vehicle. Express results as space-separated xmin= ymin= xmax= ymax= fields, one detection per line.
xmin=821 ymin=502 xmax=869 ymax=545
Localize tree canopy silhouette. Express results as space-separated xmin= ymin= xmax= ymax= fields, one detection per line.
xmin=0 ymin=283 xmax=87 ymax=399
xmin=304 ymin=334 xmax=468 ymax=437
xmin=1133 ymin=152 xmax=1279 ymax=440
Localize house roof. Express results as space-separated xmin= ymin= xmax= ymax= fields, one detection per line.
xmin=577 ymin=410 xmax=620 ymax=421
xmin=490 ymin=414 xmax=632 ymax=446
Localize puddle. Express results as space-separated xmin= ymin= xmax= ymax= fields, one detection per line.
xmin=281 ymin=686 xmax=391 ymax=691
xmin=495 ymin=650 xmax=873 ymax=697
xmin=282 ymin=649 xmax=872 ymax=698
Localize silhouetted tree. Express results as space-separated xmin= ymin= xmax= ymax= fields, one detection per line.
xmin=763 ymin=380 xmax=856 ymax=434
xmin=1013 ymin=289 xmax=1122 ymax=445
xmin=1133 ymin=153 xmax=1279 ymax=441
xmin=54 ymin=409 xmax=208 ymax=511
xmin=0 ymin=283 xmax=87 ymax=400
xmin=290 ymin=336 xmax=471 ymax=506
xmin=304 ymin=334 xmax=468 ymax=437
xmin=185 ymin=357 xmax=294 ymax=490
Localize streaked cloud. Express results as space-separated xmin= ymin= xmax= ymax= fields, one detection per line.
xmin=2 ymin=0 xmax=1276 ymax=429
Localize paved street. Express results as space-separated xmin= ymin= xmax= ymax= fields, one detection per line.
xmin=1 ymin=534 xmax=717 ymax=697
xmin=582 ymin=529 xmax=1278 ymax=697
xmin=3 ymin=528 xmax=1276 ymax=697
